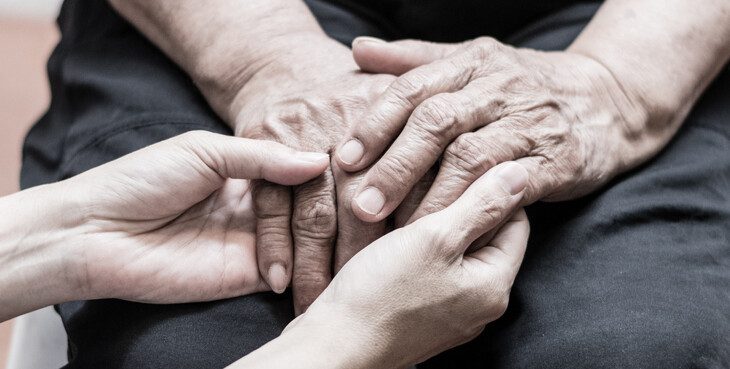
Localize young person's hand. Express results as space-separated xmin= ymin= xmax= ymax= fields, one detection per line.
xmin=7 ymin=131 xmax=329 ymax=315
xmin=68 ymin=131 xmax=332 ymax=303
xmin=233 ymin=161 xmax=530 ymax=369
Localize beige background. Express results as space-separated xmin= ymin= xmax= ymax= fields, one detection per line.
xmin=0 ymin=2 xmax=61 ymax=366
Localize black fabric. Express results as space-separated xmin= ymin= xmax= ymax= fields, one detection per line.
xmin=20 ymin=0 xmax=730 ymax=368
xmin=328 ymin=0 xmax=589 ymax=41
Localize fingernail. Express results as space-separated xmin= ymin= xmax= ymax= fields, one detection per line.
xmin=353 ymin=36 xmax=386 ymax=47
xmin=295 ymin=152 xmax=329 ymax=165
xmin=337 ymin=139 xmax=364 ymax=165
xmin=354 ymin=187 xmax=385 ymax=215
xmin=267 ymin=263 xmax=288 ymax=294
xmin=491 ymin=162 xmax=529 ymax=195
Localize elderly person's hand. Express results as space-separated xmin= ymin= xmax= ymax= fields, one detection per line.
xmin=229 ymin=34 xmax=397 ymax=313
xmin=231 ymin=161 xmax=530 ymax=369
xmin=0 ymin=131 xmax=331 ymax=321
xmin=335 ymin=36 xmax=662 ymax=223
xmin=109 ymin=0 xmax=436 ymax=315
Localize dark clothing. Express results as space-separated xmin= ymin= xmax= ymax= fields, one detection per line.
xmin=330 ymin=0 xmax=586 ymax=41
xmin=21 ymin=0 xmax=730 ymax=368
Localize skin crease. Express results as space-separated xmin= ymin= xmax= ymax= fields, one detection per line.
xmin=229 ymin=162 xmax=530 ymax=369
xmin=232 ymin=41 xmax=395 ymax=312
xmin=0 ymin=133 xmax=531 ymax=369
xmin=0 ymin=131 xmax=331 ymax=321
xmin=108 ymin=0 xmax=435 ymax=314
xmin=108 ymin=0 xmax=730 ymax=315
xmin=338 ymin=0 xmax=730 ymax=224
xmin=88 ymin=0 xmax=728 ymax=366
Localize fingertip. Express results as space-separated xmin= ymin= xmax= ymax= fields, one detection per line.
xmin=267 ymin=151 xmax=330 ymax=185
xmin=294 ymin=303 xmax=311 ymax=316
xmin=267 ymin=263 xmax=289 ymax=294
xmin=487 ymin=161 xmax=529 ymax=196
xmin=293 ymin=152 xmax=330 ymax=167
xmin=352 ymin=37 xmax=389 ymax=73
xmin=335 ymin=138 xmax=366 ymax=171
xmin=351 ymin=38 xmax=417 ymax=76
xmin=352 ymin=36 xmax=386 ymax=48
xmin=351 ymin=187 xmax=388 ymax=223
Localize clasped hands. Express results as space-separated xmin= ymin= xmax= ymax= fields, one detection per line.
xmin=33 ymin=131 xmax=528 ymax=366
xmin=28 ymin=34 xmax=658 ymax=365
xmin=222 ymin=34 xmax=655 ymax=313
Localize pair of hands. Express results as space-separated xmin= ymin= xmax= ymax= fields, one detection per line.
xmin=216 ymin=34 xmax=654 ymax=313
xmin=47 ymin=131 xmax=528 ymax=368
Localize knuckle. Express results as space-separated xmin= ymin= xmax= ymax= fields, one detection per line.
xmin=411 ymin=97 xmax=460 ymax=144
xmin=292 ymin=268 xmax=329 ymax=290
xmin=390 ymin=73 xmax=430 ymax=107
xmin=532 ymin=120 xmax=584 ymax=177
xmin=478 ymin=194 xmax=510 ymax=223
xmin=242 ymin=119 xmax=292 ymax=143
xmin=470 ymin=36 xmax=502 ymax=57
xmin=254 ymin=201 xmax=290 ymax=220
xmin=293 ymin=195 xmax=337 ymax=242
xmin=373 ymin=153 xmax=419 ymax=184
xmin=252 ymin=188 xmax=290 ymax=219
xmin=444 ymin=134 xmax=493 ymax=178
xmin=487 ymin=292 xmax=510 ymax=320
xmin=278 ymin=100 xmax=313 ymax=122
xmin=416 ymin=219 xmax=454 ymax=255
xmin=256 ymin=222 xmax=291 ymax=245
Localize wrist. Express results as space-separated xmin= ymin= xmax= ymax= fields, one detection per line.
xmin=194 ymin=31 xmax=346 ymax=124
xmin=561 ymin=49 xmax=669 ymax=172
xmin=218 ymin=33 xmax=357 ymax=132
xmin=567 ymin=46 xmax=673 ymax=128
xmin=230 ymin=303 xmax=396 ymax=369
xmin=291 ymin=305 xmax=387 ymax=369
xmin=0 ymin=182 xmax=89 ymax=320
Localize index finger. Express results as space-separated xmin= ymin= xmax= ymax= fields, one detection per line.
xmin=334 ymin=56 xmax=475 ymax=172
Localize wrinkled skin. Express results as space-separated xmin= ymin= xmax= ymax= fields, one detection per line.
xmin=337 ymin=37 xmax=655 ymax=223
xmin=294 ymin=162 xmax=530 ymax=368
xmin=230 ymin=34 xmax=404 ymax=313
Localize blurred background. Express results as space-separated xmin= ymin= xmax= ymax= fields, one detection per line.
xmin=0 ymin=0 xmax=62 ymax=367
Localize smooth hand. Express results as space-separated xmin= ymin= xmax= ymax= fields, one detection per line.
xmin=336 ymin=37 xmax=657 ymax=223
xmin=235 ymin=162 xmax=530 ymax=369
xmin=65 ymin=131 xmax=328 ymax=303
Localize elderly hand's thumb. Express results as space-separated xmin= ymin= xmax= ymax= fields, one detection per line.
xmin=351 ymin=37 xmax=461 ymax=75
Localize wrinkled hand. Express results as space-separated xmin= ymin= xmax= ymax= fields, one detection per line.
xmin=229 ymin=34 xmax=404 ymax=313
xmin=293 ymin=162 xmax=530 ymax=368
xmin=66 ymin=131 xmax=328 ymax=303
xmin=336 ymin=37 xmax=653 ymax=223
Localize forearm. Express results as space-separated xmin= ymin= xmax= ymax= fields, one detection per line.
xmin=0 ymin=183 xmax=86 ymax=322
xmin=569 ymin=0 xmax=730 ymax=148
xmin=107 ymin=0 xmax=330 ymax=121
